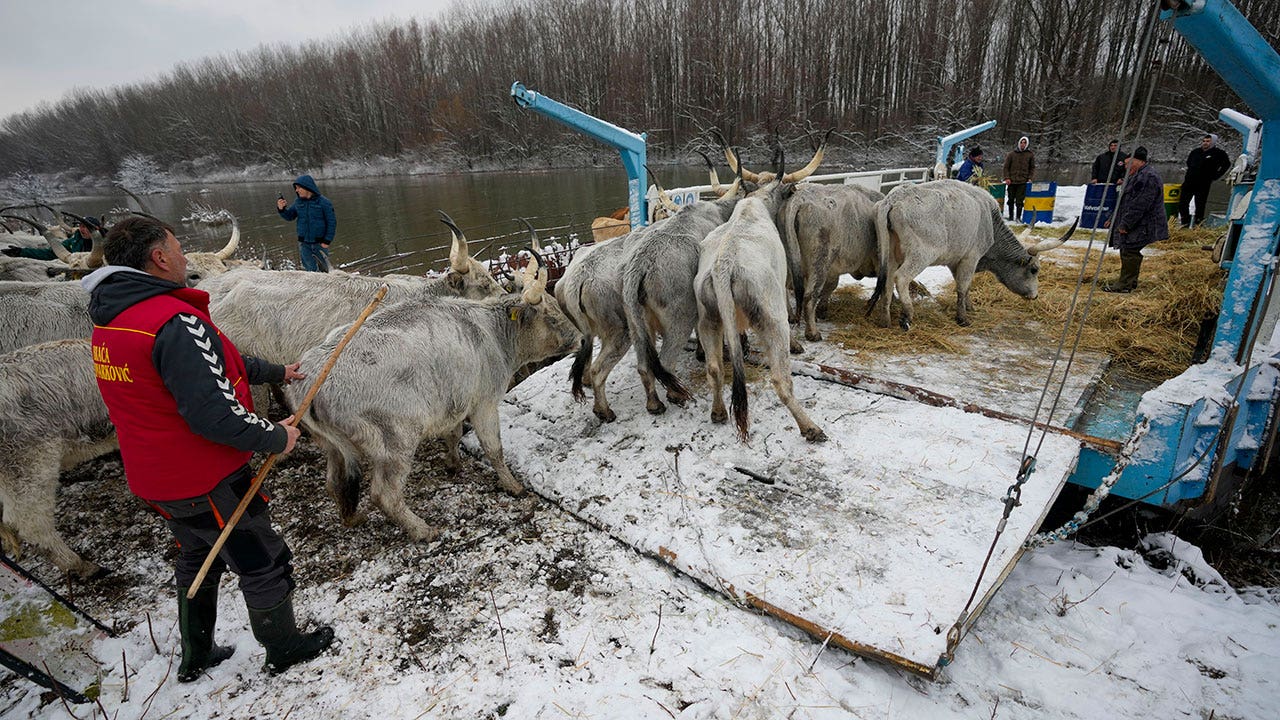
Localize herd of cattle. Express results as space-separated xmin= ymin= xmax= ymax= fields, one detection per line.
xmin=0 ymin=140 xmax=1078 ymax=581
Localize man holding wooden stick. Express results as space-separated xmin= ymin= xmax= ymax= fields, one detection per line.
xmin=81 ymin=216 xmax=334 ymax=681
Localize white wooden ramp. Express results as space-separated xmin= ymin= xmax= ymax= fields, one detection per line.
xmin=494 ymin=352 xmax=1082 ymax=677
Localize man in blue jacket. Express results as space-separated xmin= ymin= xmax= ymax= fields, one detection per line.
xmin=1103 ymin=147 xmax=1168 ymax=293
xmin=275 ymin=174 xmax=336 ymax=272
xmin=956 ymin=147 xmax=984 ymax=184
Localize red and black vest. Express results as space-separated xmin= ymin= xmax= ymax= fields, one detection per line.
xmin=92 ymin=288 xmax=256 ymax=501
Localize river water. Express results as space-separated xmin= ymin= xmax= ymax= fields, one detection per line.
xmin=48 ymin=163 xmax=1226 ymax=274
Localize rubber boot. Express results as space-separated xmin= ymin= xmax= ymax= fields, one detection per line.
xmin=177 ymin=584 xmax=235 ymax=683
xmin=1103 ymin=253 xmax=1142 ymax=293
xmin=247 ymin=593 xmax=335 ymax=675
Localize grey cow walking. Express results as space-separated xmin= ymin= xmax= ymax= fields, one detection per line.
xmin=695 ymin=149 xmax=827 ymax=443
xmin=619 ymin=181 xmax=744 ymax=415
xmin=0 ymin=340 xmax=116 ymax=579
xmin=288 ymin=258 xmax=580 ymax=541
xmin=556 ymin=231 xmax=642 ymax=422
xmin=779 ymin=182 xmax=884 ymax=341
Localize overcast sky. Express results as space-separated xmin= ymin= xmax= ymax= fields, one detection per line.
xmin=0 ymin=0 xmax=458 ymax=121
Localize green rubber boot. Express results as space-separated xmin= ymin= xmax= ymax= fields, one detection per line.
xmin=177 ymin=584 xmax=235 ymax=683
xmin=247 ymin=593 xmax=335 ymax=675
xmin=1103 ymin=253 xmax=1142 ymax=293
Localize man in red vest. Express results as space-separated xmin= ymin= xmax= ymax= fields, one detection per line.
xmin=82 ymin=216 xmax=334 ymax=682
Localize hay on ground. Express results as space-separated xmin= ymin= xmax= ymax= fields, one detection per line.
xmin=824 ymin=222 xmax=1225 ymax=381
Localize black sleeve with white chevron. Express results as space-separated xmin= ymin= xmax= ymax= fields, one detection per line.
xmin=152 ymin=313 xmax=289 ymax=455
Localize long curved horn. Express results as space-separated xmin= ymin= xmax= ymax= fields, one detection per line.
xmin=713 ymin=129 xmax=761 ymax=183
xmin=519 ymin=217 xmax=541 ymax=252
xmin=214 ymin=218 xmax=241 ymax=259
xmin=645 ymin=165 xmax=680 ymax=214
xmin=117 ymin=185 xmax=152 ymax=215
xmin=44 ymin=232 xmax=74 ymax=263
xmin=439 ymin=210 xmax=470 ymax=274
xmin=521 ymin=252 xmax=544 ymax=304
xmin=87 ymin=235 xmax=106 ymax=267
xmin=696 ymin=151 xmax=724 ymax=195
xmin=782 ymin=129 xmax=831 ymax=183
xmin=0 ymin=214 xmax=45 ymax=234
xmin=1027 ymin=218 xmax=1079 ymax=255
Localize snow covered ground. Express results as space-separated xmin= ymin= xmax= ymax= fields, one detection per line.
xmin=3 ymin=184 xmax=1278 ymax=719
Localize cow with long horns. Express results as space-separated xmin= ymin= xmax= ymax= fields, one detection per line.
xmin=288 ymin=255 xmax=580 ymax=541
xmin=695 ymin=144 xmax=828 ymax=443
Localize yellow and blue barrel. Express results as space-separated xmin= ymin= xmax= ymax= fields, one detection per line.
xmin=1021 ymin=181 xmax=1057 ymax=224
xmin=1163 ymin=184 xmax=1181 ymax=219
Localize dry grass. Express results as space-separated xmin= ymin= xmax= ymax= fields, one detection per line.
xmin=825 ymin=222 xmax=1226 ymax=381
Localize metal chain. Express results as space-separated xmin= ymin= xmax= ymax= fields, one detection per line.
xmin=1024 ymin=419 xmax=1151 ymax=548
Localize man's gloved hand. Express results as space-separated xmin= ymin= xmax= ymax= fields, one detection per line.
xmin=1 ymin=247 xmax=23 ymax=257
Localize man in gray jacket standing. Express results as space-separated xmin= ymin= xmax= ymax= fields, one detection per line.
xmin=1104 ymin=147 xmax=1169 ymax=293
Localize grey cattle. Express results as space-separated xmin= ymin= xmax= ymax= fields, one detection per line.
xmin=868 ymin=179 xmax=1075 ymax=330
xmin=780 ymin=182 xmax=884 ymax=340
xmin=0 ymin=256 xmax=64 ymax=282
xmin=695 ymin=156 xmax=827 ymax=443
xmin=0 ymin=282 xmax=92 ymax=355
xmin=556 ymin=232 xmax=638 ymax=422
xmin=205 ymin=213 xmax=504 ymax=365
xmin=0 ymin=340 xmax=116 ymax=579
xmin=620 ymin=187 xmax=742 ymax=415
xmin=288 ymin=258 xmax=579 ymax=541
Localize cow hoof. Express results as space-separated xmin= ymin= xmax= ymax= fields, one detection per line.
xmin=956 ymin=316 xmax=972 ymax=327
xmin=647 ymin=400 xmax=667 ymax=416
xmin=593 ymin=407 xmax=617 ymax=423
xmin=899 ymin=319 xmax=911 ymax=332
xmin=499 ymin=480 xmax=527 ymax=497
xmin=408 ymin=525 xmax=441 ymax=543
xmin=341 ymin=511 xmax=369 ymax=528
xmin=816 ymin=307 xmax=830 ymax=321
xmin=711 ymin=408 xmax=728 ymax=424
xmin=802 ymin=427 xmax=829 ymax=443
xmin=790 ymin=339 xmax=805 ymax=354
xmin=805 ymin=329 xmax=822 ymax=342
xmin=73 ymin=562 xmax=109 ymax=581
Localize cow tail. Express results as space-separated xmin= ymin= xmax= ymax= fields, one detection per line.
xmin=866 ymin=201 xmax=892 ymax=318
xmin=783 ymin=200 xmax=806 ymax=317
xmin=568 ymin=336 xmax=593 ymax=402
xmin=564 ymin=281 xmax=593 ymax=401
xmin=298 ymin=401 xmax=364 ymax=522
xmin=624 ymin=269 xmax=689 ymax=400
xmin=715 ymin=270 xmax=750 ymax=440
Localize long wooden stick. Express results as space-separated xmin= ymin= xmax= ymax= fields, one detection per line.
xmin=186 ymin=284 xmax=388 ymax=598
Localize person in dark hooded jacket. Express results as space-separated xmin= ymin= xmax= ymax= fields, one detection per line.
xmin=2 ymin=216 xmax=102 ymax=259
xmin=81 ymin=216 xmax=335 ymax=681
xmin=1001 ymin=136 xmax=1036 ymax=222
xmin=1103 ymin=146 xmax=1168 ymax=292
xmin=276 ymin=174 xmax=336 ymax=271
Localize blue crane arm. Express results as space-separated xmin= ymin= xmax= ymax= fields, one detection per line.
xmin=934 ymin=121 xmax=996 ymax=178
xmin=511 ymin=82 xmax=649 ymax=230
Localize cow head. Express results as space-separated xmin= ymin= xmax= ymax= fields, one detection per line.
xmin=511 ymin=253 xmax=581 ymax=365
xmin=985 ymin=219 xmax=1077 ymax=299
xmin=184 ymin=221 xmax=259 ymax=286
xmin=716 ymin=129 xmax=829 ymax=185
xmin=646 ymin=166 xmax=681 ymax=221
xmin=439 ymin=210 xmax=505 ymax=299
